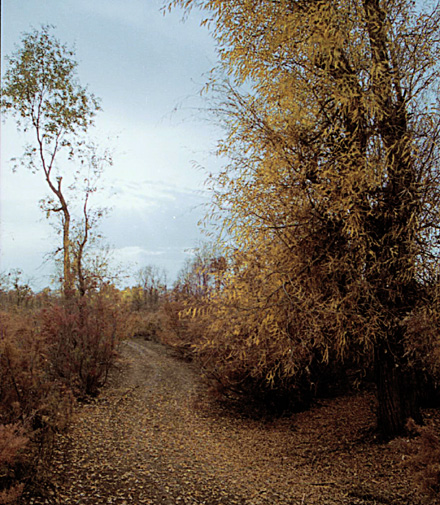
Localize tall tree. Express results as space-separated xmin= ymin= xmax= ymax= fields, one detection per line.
xmin=1 ymin=26 xmax=101 ymax=298
xmin=171 ymin=0 xmax=440 ymax=438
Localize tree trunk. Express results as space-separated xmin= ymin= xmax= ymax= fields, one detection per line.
xmin=361 ymin=0 xmax=423 ymax=439
xmin=63 ymin=210 xmax=74 ymax=299
xmin=374 ymin=336 xmax=422 ymax=439
xmin=76 ymin=193 xmax=90 ymax=297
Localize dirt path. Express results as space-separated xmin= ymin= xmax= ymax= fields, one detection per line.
xmin=27 ymin=338 xmax=430 ymax=505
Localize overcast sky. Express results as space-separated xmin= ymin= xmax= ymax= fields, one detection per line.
xmin=0 ymin=0 xmax=221 ymax=290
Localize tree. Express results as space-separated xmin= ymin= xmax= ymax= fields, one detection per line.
xmin=171 ymin=0 xmax=440 ymax=438
xmin=131 ymin=265 xmax=168 ymax=311
xmin=69 ymin=142 xmax=112 ymax=296
xmin=173 ymin=244 xmax=224 ymax=299
xmin=0 ymin=270 xmax=33 ymax=308
xmin=1 ymin=25 xmax=101 ymax=298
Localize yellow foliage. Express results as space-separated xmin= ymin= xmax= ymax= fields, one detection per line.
xmin=170 ymin=0 xmax=440 ymax=435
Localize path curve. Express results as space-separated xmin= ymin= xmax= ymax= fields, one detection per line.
xmin=27 ymin=338 xmax=426 ymax=505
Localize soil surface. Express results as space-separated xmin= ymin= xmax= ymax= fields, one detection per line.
xmin=25 ymin=338 xmax=439 ymax=504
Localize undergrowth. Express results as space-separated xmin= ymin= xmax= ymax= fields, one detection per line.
xmin=0 ymin=291 xmax=128 ymax=504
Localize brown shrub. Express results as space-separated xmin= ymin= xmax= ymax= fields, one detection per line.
xmin=158 ymin=300 xmax=206 ymax=360
xmin=41 ymin=293 xmax=126 ymax=398
xmin=0 ymin=484 xmax=24 ymax=505
xmin=0 ymin=310 xmax=73 ymax=503
xmin=0 ymin=425 xmax=28 ymax=467
xmin=0 ymin=311 xmax=71 ymax=426
xmin=128 ymin=310 xmax=164 ymax=341
xmin=403 ymin=419 xmax=440 ymax=499
xmin=0 ymin=424 xmax=27 ymax=504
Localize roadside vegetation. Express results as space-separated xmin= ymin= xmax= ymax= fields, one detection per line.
xmin=0 ymin=27 xmax=125 ymax=503
xmin=0 ymin=278 xmax=132 ymax=503
xmin=3 ymin=0 xmax=440 ymax=502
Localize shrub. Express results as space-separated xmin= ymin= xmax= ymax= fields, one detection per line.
xmin=41 ymin=293 xmax=126 ymax=397
xmin=404 ymin=419 xmax=440 ymax=499
xmin=404 ymin=302 xmax=440 ymax=407
xmin=158 ymin=300 xmax=198 ymax=358
xmin=0 ymin=310 xmax=72 ymax=503
xmin=128 ymin=311 xmax=164 ymax=341
xmin=0 ymin=424 xmax=27 ymax=505
xmin=0 ymin=291 xmax=127 ymax=502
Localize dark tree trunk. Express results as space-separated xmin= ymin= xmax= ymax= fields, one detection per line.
xmin=361 ymin=0 xmax=423 ymax=439
xmin=374 ymin=329 xmax=422 ymax=439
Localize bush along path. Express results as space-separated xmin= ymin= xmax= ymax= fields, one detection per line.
xmin=23 ymin=338 xmax=438 ymax=505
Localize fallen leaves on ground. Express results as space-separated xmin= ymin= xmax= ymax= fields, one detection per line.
xmin=22 ymin=338 xmax=438 ymax=505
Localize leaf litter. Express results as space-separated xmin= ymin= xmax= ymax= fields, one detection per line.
xmin=23 ymin=338 xmax=439 ymax=504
